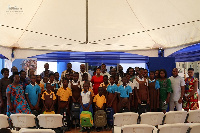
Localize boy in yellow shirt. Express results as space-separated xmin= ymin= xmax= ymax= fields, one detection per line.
xmin=93 ymin=87 xmax=106 ymax=111
xmin=57 ymin=79 xmax=72 ymax=113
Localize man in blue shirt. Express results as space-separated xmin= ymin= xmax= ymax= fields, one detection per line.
xmin=118 ymin=76 xmax=132 ymax=111
xmin=25 ymin=75 xmax=41 ymax=113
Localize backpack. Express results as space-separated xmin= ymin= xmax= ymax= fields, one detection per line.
xmin=80 ymin=111 xmax=93 ymax=127
xmin=94 ymin=110 xmax=107 ymax=127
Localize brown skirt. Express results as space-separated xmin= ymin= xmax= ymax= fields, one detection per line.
xmin=107 ymin=93 xmax=118 ymax=113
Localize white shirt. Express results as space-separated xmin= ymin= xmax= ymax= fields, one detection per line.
xmin=79 ymin=71 xmax=92 ymax=81
xmin=132 ymin=76 xmax=148 ymax=89
xmin=127 ymin=81 xmax=134 ymax=90
xmin=81 ymin=91 xmax=91 ymax=104
xmin=169 ymin=75 xmax=185 ymax=101
xmin=100 ymin=71 xmax=110 ymax=77
xmin=80 ymin=81 xmax=93 ymax=89
xmin=68 ymin=80 xmax=80 ymax=89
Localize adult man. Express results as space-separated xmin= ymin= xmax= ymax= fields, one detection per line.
xmin=78 ymin=64 xmax=91 ymax=81
xmin=118 ymin=65 xmax=125 ymax=78
xmin=40 ymin=63 xmax=54 ymax=78
xmin=9 ymin=66 xmax=18 ymax=82
xmin=61 ymin=63 xmax=75 ymax=80
xmin=169 ymin=68 xmax=185 ymax=111
xmin=100 ymin=64 xmax=110 ymax=77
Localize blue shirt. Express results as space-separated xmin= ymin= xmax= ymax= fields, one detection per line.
xmin=107 ymin=84 xmax=118 ymax=93
xmin=149 ymin=79 xmax=160 ymax=90
xmin=25 ymin=83 xmax=41 ymax=106
xmin=118 ymin=84 xmax=132 ymax=98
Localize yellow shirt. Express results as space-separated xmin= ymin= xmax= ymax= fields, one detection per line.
xmin=39 ymin=83 xmax=44 ymax=92
xmin=41 ymin=91 xmax=56 ymax=100
xmin=99 ymin=82 xmax=109 ymax=88
xmin=93 ymin=94 xmax=106 ymax=108
xmin=56 ymin=87 xmax=72 ymax=101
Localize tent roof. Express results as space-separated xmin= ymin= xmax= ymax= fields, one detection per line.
xmin=0 ymin=0 xmax=200 ymax=55
xmin=29 ymin=51 xmax=149 ymax=65
xmin=168 ymin=43 xmax=200 ymax=62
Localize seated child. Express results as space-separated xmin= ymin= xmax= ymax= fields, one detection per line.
xmin=25 ymin=75 xmax=41 ymax=114
xmin=80 ymin=73 xmax=94 ymax=97
xmin=99 ymin=75 xmax=109 ymax=97
xmin=117 ymin=77 xmax=132 ymax=111
xmin=57 ymin=79 xmax=72 ymax=114
xmin=41 ymin=83 xmax=56 ymax=114
xmin=80 ymin=81 xmax=93 ymax=114
xmin=93 ymin=87 xmax=106 ymax=111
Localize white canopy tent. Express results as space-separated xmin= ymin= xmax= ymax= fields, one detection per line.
xmin=0 ymin=0 xmax=200 ymax=60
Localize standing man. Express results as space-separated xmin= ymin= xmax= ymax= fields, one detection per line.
xmin=78 ymin=64 xmax=91 ymax=81
xmin=169 ymin=68 xmax=185 ymax=111
xmin=40 ymin=63 xmax=54 ymax=79
xmin=118 ymin=65 xmax=125 ymax=78
xmin=100 ymin=64 xmax=110 ymax=77
xmin=61 ymin=63 xmax=75 ymax=80
xmin=9 ymin=66 xmax=18 ymax=83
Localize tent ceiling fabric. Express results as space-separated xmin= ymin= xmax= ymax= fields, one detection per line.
xmin=0 ymin=0 xmax=200 ymax=54
xmin=29 ymin=52 xmax=149 ymax=64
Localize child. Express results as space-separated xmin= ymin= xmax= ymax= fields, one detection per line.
xmin=25 ymin=75 xmax=41 ymax=114
xmin=80 ymin=82 xmax=93 ymax=114
xmin=115 ymin=74 xmax=121 ymax=86
xmin=41 ymin=76 xmax=48 ymax=86
xmin=36 ymin=75 xmax=44 ymax=93
xmin=80 ymin=73 xmax=94 ymax=97
xmin=99 ymin=75 xmax=109 ymax=97
xmin=41 ymin=83 xmax=56 ymax=114
xmin=49 ymin=73 xmax=59 ymax=92
xmin=117 ymin=77 xmax=132 ymax=111
xmin=57 ymin=79 xmax=72 ymax=114
xmin=70 ymin=72 xmax=81 ymax=103
xmin=157 ymin=69 xmax=172 ymax=113
xmin=106 ymin=76 xmax=118 ymax=113
xmin=93 ymin=87 xmax=106 ymax=111
xmin=148 ymin=71 xmax=160 ymax=112
xmin=54 ymin=72 xmax=60 ymax=88
xmin=133 ymin=68 xmax=150 ymax=113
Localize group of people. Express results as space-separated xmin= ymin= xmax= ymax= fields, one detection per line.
xmin=0 ymin=63 xmax=199 ymax=127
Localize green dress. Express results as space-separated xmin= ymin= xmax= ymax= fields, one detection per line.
xmin=157 ymin=79 xmax=173 ymax=110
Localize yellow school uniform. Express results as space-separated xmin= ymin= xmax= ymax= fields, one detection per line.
xmin=41 ymin=91 xmax=56 ymax=100
xmin=56 ymin=87 xmax=72 ymax=101
xmin=93 ymin=94 xmax=106 ymax=108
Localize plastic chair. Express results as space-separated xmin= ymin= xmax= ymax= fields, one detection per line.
xmin=113 ymin=112 xmax=138 ymax=133
xmin=189 ymin=123 xmax=200 ymax=133
xmin=140 ymin=112 xmax=165 ymax=126
xmin=121 ymin=124 xmax=154 ymax=133
xmin=10 ymin=114 xmax=36 ymax=128
xmin=164 ymin=111 xmax=188 ymax=124
xmin=187 ymin=109 xmax=200 ymax=123
xmin=37 ymin=114 xmax=63 ymax=129
xmin=0 ymin=114 xmax=9 ymax=128
xmin=19 ymin=129 xmax=55 ymax=133
xmin=158 ymin=123 xmax=189 ymax=133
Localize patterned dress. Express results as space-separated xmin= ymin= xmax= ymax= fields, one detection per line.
xmin=183 ymin=77 xmax=199 ymax=110
xmin=6 ymin=84 xmax=31 ymax=117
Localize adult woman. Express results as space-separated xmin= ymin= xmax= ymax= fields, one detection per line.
xmin=157 ymin=69 xmax=172 ymax=113
xmin=183 ymin=68 xmax=199 ymax=111
xmin=6 ymin=73 xmax=31 ymax=117
xmin=91 ymin=67 xmax=103 ymax=95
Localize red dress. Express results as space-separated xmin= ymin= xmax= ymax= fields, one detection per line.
xmin=91 ymin=75 xmax=103 ymax=95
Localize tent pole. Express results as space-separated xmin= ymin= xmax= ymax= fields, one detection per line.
xmin=86 ymin=0 xmax=88 ymax=44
